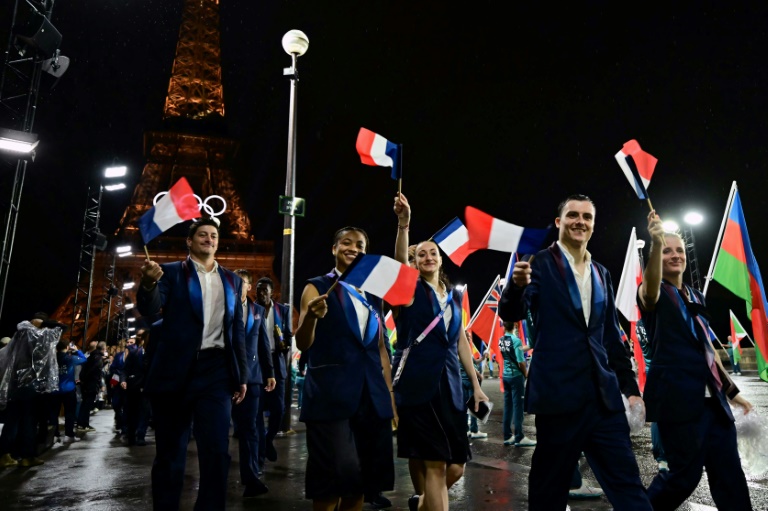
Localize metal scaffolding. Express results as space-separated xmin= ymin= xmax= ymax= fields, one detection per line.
xmin=0 ymin=0 xmax=55 ymax=321
xmin=683 ymin=225 xmax=703 ymax=291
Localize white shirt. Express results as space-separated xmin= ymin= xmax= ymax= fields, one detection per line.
xmin=264 ymin=302 xmax=276 ymax=352
xmin=334 ymin=269 xmax=369 ymax=338
xmin=557 ymin=241 xmax=592 ymax=324
xmin=242 ymin=300 xmax=248 ymax=327
xmin=425 ymin=281 xmax=452 ymax=329
xmin=192 ymin=259 xmax=225 ymax=350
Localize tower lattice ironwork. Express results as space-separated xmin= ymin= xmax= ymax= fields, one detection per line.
xmin=51 ymin=0 xmax=277 ymax=345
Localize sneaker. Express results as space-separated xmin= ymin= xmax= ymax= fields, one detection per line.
xmin=62 ymin=436 xmax=81 ymax=444
xmin=408 ymin=495 xmax=420 ymax=511
xmin=19 ymin=457 xmax=45 ymax=467
xmin=77 ymin=426 xmax=96 ymax=433
xmin=364 ymin=493 xmax=392 ymax=509
xmin=568 ymin=483 xmax=604 ymax=499
xmin=243 ymin=479 xmax=269 ymax=498
xmin=0 ymin=453 xmax=18 ymax=468
xmin=515 ymin=436 xmax=537 ymax=447
xmin=658 ymin=460 xmax=669 ymax=472
xmin=470 ymin=432 xmax=488 ymax=439
xmin=503 ymin=437 xmax=515 ymax=445
xmin=54 ymin=436 xmax=62 ymax=444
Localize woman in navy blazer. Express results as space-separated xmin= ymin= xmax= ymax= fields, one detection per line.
xmin=639 ymin=211 xmax=753 ymax=510
xmin=393 ymin=194 xmax=488 ymax=511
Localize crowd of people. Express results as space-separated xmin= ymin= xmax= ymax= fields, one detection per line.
xmin=0 ymin=194 xmax=757 ymax=511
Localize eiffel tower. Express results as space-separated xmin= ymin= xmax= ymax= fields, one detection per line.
xmin=51 ymin=0 xmax=278 ymax=345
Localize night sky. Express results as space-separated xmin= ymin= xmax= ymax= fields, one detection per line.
xmin=2 ymin=1 xmax=767 ymax=340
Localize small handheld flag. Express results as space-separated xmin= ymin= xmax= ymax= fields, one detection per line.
xmin=356 ymin=128 xmax=402 ymax=181
xmin=465 ymin=206 xmax=549 ymax=254
xmin=432 ymin=217 xmax=477 ymax=267
xmin=138 ymin=177 xmax=199 ymax=245
xmin=339 ymin=253 xmax=418 ymax=306
xmin=614 ymin=139 xmax=658 ymax=209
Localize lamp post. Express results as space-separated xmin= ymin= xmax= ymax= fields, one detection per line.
xmin=279 ymin=29 xmax=308 ymax=433
xmin=683 ymin=211 xmax=704 ymax=291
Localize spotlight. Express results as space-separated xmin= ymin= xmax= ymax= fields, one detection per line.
xmin=0 ymin=128 xmax=39 ymax=154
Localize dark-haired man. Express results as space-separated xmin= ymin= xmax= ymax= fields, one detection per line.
xmin=139 ymin=217 xmax=247 ymax=511
xmin=254 ymin=276 xmax=292 ymax=469
xmin=499 ymin=195 xmax=651 ymax=511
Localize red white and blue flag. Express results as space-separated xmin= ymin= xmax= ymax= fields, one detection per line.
xmin=356 ymin=127 xmax=402 ymax=180
xmin=432 ymin=217 xmax=477 ymax=267
xmin=614 ymin=139 xmax=658 ymax=200
xmin=340 ymin=254 xmax=418 ymax=306
xmin=465 ymin=206 xmax=549 ymax=255
xmin=468 ymin=275 xmax=503 ymax=346
xmin=137 ymin=177 xmax=200 ymax=244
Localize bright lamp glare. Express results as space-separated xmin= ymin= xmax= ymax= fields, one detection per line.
xmin=684 ymin=212 xmax=703 ymax=225
xmin=662 ymin=221 xmax=680 ymax=233
xmin=104 ymin=183 xmax=126 ymax=191
xmin=117 ymin=252 xmax=133 ymax=258
xmin=122 ymin=282 xmax=135 ymax=290
xmin=104 ymin=166 xmax=127 ymax=178
xmin=127 ymin=317 xmax=135 ymax=322
xmin=116 ymin=245 xmax=132 ymax=253
xmin=0 ymin=129 xmax=39 ymax=154
xmin=124 ymin=303 xmax=135 ymax=310
xmin=128 ymin=327 xmax=135 ymax=332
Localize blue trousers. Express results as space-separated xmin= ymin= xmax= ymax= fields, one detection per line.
xmin=232 ymin=384 xmax=262 ymax=487
xmin=648 ymin=399 xmax=752 ymax=511
xmin=529 ymin=398 xmax=651 ymax=511
xmin=150 ymin=351 xmax=232 ymax=511
xmin=258 ymin=377 xmax=285 ymax=465
xmin=502 ymin=375 xmax=525 ymax=442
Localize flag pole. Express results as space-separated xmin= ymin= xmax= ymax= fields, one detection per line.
xmin=703 ymin=181 xmax=738 ymax=297
xmin=467 ymin=275 xmax=500 ymax=328
xmin=143 ymin=245 xmax=151 ymax=260
xmin=397 ymin=143 xmax=403 ymax=195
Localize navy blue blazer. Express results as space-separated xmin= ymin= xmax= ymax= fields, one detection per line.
xmin=393 ymin=279 xmax=464 ymax=412
xmin=640 ymin=281 xmax=738 ymax=423
xmin=137 ymin=257 xmax=247 ymax=394
xmin=498 ymin=243 xmax=639 ymax=415
xmin=299 ymin=273 xmax=393 ymax=422
xmin=243 ymin=299 xmax=274 ymax=386
xmin=265 ymin=301 xmax=291 ymax=381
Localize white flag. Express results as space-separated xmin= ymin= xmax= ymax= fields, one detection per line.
xmin=616 ymin=228 xmax=643 ymax=322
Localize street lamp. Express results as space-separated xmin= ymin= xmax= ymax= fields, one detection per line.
xmin=279 ymin=29 xmax=308 ymax=433
xmin=662 ymin=220 xmax=680 ymax=233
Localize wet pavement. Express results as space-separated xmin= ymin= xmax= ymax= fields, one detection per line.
xmin=1 ymin=373 xmax=768 ymax=510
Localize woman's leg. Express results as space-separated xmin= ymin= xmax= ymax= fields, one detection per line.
xmin=422 ymin=460 xmax=449 ymax=511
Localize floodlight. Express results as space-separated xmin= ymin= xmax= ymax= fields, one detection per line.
xmin=0 ymin=128 xmax=39 ymax=154
xmin=122 ymin=282 xmax=135 ymax=291
xmin=683 ymin=212 xmax=703 ymax=226
xmin=116 ymin=245 xmax=132 ymax=253
xmin=104 ymin=183 xmax=126 ymax=191
xmin=662 ymin=221 xmax=680 ymax=233
xmin=105 ymin=166 xmax=127 ymax=178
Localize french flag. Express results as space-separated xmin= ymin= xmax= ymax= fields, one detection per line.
xmin=137 ymin=177 xmax=200 ymax=244
xmin=614 ymin=139 xmax=657 ymax=200
xmin=340 ymin=254 xmax=418 ymax=306
xmin=432 ymin=217 xmax=477 ymax=267
xmin=465 ymin=206 xmax=550 ymax=254
xmin=356 ymin=127 xmax=402 ymax=180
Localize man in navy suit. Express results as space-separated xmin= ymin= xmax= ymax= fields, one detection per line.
xmin=233 ymin=269 xmax=276 ymax=498
xmin=254 ymin=277 xmax=292 ymax=467
xmin=138 ymin=217 xmax=248 ymax=511
xmin=499 ymin=194 xmax=651 ymax=511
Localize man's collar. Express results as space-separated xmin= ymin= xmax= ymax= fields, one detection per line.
xmin=191 ymin=258 xmax=219 ymax=273
xmin=556 ymin=240 xmax=591 ymax=266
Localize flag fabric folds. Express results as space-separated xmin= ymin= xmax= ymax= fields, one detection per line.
xmin=460 ymin=286 xmax=481 ymax=360
xmin=616 ymin=228 xmax=642 ymax=322
xmin=468 ymin=275 xmax=503 ymax=346
xmin=432 ymin=217 xmax=478 ymax=267
xmin=356 ymin=127 xmax=401 ymax=180
xmin=384 ymin=310 xmax=397 ymax=354
xmin=729 ymin=310 xmax=748 ymax=364
xmin=339 ymin=254 xmax=418 ymax=306
xmin=465 ymin=206 xmax=549 ymax=254
xmin=614 ymin=139 xmax=658 ymax=200
xmin=138 ymin=177 xmax=200 ymax=244
xmin=710 ymin=185 xmax=768 ymax=382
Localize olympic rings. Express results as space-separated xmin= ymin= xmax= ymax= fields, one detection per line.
xmin=152 ymin=192 xmax=228 ymax=217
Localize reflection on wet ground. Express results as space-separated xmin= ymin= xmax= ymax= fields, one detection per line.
xmin=1 ymin=373 xmax=767 ymax=510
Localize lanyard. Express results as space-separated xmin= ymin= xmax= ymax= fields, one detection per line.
xmin=414 ymin=290 xmax=453 ymax=346
xmin=339 ymin=281 xmax=381 ymax=346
